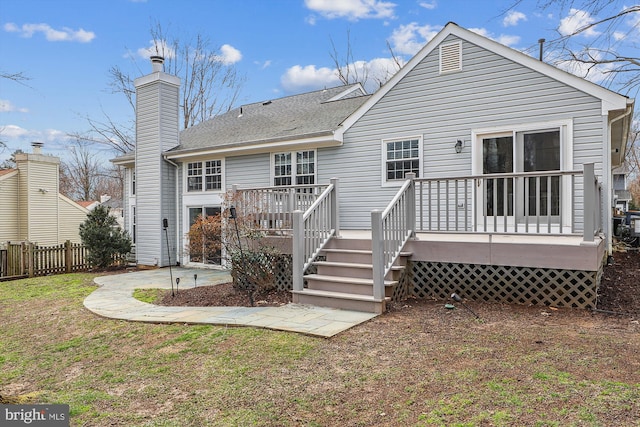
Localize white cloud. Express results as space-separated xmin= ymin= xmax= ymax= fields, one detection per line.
xmin=255 ymin=60 xmax=272 ymax=69
xmin=136 ymin=39 xmax=176 ymax=60
xmin=558 ymin=8 xmax=600 ymax=37
xmin=304 ymin=0 xmax=396 ymax=21
xmin=0 ymin=124 xmax=31 ymax=138
xmin=503 ymin=10 xmax=527 ymax=27
xmin=281 ymin=65 xmax=341 ymax=92
xmin=418 ymin=1 xmax=437 ymax=10
xmin=215 ymin=44 xmax=242 ymax=65
xmin=613 ymin=31 xmax=625 ymax=41
xmin=469 ymin=27 xmax=520 ymax=47
xmin=4 ymin=22 xmax=95 ymax=42
xmin=389 ymin=22 xmax=441 ymax=56
xmin=281 ymin=55 xmax=404 ymax=94
xmin=0 ymin=99 xmax=29 ymax=113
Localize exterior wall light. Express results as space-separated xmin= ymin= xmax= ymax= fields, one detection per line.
xmin=455 ymin=140 xmax=464 ymax=153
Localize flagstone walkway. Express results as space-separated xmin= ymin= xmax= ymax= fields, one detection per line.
xmin=84 ymin=267 xmax=377 ymax=337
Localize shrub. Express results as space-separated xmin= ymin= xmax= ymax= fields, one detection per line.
xmin=79 ymin=205 xmax=132 ymax=268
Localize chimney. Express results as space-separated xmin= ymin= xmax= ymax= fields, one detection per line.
xmin=31 ymin=141 xmax=43 ymax=154
xmin=150 ymin=55 xmax=164 ymax=73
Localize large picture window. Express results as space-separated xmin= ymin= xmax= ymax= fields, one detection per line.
xmin=383 ymin=137 xmax=422 ymax=182
xmin=273 ymin=150 xmax=315 ymax=186
xmin=187 ymin=160 xmax=222 ymax=192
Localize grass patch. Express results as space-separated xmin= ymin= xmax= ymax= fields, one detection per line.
xmin=132 ymin=288 xmax=165 ymax=304
xmin=1 ymin=273 xmax=639 ymax=426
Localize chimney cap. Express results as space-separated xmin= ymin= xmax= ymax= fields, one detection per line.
xmin=150 ymin=55 xmax=164 ymax=73
xmin=31 ymin=142 xmax=44 ymax=154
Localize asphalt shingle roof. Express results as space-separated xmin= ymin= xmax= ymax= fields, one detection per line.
xmin=168 ymin=84 xmax=370 ymax=155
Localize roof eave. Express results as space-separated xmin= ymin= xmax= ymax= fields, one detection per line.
xmin=165 ymin=131 xmax=341 ymax=160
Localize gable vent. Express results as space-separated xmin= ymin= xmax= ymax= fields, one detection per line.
xmin=439 ymin=41 xmax=462 ymax=74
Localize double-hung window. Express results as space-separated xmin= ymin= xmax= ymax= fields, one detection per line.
xmin=383 ymin=137 xmax=422 ymax=183
xmin=273 ymin=150 xmax=315 ymax=186
xmin=187 ymin=160 xmax=222 ymax=192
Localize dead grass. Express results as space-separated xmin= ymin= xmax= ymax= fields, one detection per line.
xmin=1 ymin=272 xmax=639 ymax=426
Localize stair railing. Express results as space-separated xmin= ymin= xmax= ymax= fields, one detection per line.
xmin=371 ymin=173 xmax=416 ymax=300
xmin=292 ymin=178 xmax=340 ymax=292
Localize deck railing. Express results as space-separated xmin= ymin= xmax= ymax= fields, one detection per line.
xmin=413 ymin=163 xmax=601 ymax=238
xmin=371 ymin=173 xmax=416 ymax=301
xmin=232 ymin=183 xmax=329 ymax=232
xmin=292 ymin=178 xmax=339 ymax=292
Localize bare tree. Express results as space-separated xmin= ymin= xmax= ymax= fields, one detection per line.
xmin=329 ymin=29 xmax=404 ymax=91
xmin=59 ymin=139 xmax=115 ymax=201
xmin=77 ymin=23 xmax=245 ymax=155
xmin=511 ymin=1 xmax=639 ymax=94
xmin=330 ymin=29 xmax=370 ymax=87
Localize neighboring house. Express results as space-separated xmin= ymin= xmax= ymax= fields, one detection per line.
xmin=77 ymin=195 xmax=125 ymax=229
xmin=612 ymin=164 xmax=632 ymax=212
xmin=0 ymin=143 xmax=90 ymax=245
xmin=114 ymin=23 xmax=634 ymax=312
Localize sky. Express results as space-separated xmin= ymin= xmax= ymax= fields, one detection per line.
xmin=1 ymin=0 xmax=638 ymax=163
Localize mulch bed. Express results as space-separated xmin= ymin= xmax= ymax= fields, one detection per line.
xmin=154 ymin=250 xmax=639 ymax=314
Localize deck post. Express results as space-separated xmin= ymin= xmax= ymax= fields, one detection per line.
xmin=292 ymin=210 xmax=304 ymax=292
xmin=371 ymin=210 xmax=384 ymax=301
xmin=405 ymin=173 xmax=416 ymax=238
xmin=583 ymin=163 xmax=595 ymax=242
xmin=330 ymin=178 xmax=340 ymax=237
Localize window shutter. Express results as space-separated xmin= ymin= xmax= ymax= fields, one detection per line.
xmin=439 ymin=41 xmax=462 ymax=74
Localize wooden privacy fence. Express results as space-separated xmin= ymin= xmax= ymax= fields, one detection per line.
xmin=0 ymin=241 xmax=119 ymax=280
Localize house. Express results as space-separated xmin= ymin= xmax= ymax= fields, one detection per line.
xmin=0 ymin=143 xmax=90 ymax=245
xmin=612 ymin=163 xmax=632 ymax=212
xmin=77 ymin=195 xmax=125 ymax=229
xmin=114 ymin=23 xmax=634 ymax=313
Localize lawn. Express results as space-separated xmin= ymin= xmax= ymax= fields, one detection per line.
xmin=1 ymin=273 xmax=639 ymax=426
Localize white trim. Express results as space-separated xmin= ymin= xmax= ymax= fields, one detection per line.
xmin=326 ymin=83 xmax=367 ymax=101
xmin=165 ymin=134 xmax=339 ymax=161
xmin=380 ymin=135 xmax=424 ymax=187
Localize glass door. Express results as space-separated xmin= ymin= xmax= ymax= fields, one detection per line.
xmin=188 ymin=206 xmax=222 ymax=265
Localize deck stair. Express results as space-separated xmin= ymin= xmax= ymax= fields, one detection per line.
xmin=292 ymin=236 xmax=411 ymax=314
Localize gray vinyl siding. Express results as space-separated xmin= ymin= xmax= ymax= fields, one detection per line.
xmin=225 ymin=153 xmax=271 ymax=189
xmin=135 ymin=79 xmax=179 ymax=267
xmin=58 ymin=197 xmax=87 ymax=243
xmin=326 ymin=35 xmax=606 ymax=229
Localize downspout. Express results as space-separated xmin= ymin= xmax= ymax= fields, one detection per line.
xmin=164 ymin=155 xmax=181 ymax=265
xmin=606 ymin=104 xmax=634 ymax=254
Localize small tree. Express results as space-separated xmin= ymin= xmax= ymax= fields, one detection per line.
xmin=79 ymin=205 xmax=132 ymax=268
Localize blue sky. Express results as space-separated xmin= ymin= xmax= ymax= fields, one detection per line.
xmin=1 ymin=0 xmax=637 ymax=162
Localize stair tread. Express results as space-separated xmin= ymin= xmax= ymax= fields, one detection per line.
xmin=322 ymin=248 xmax=372 ymax=255
xmin=305 ymin=274 xmax=397 ymax=286
xmin=312 ymin=261 xmax=373 ymax=269
xmin=292 ymin=288 xmax=390 ymax=302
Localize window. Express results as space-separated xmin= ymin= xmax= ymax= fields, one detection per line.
xmin=273 ymin=150 xmax=315 ymax=186
xmin=187 ymin=160 xmax=222 ymax=192
xmin=131 ymin=170 xmax=136 ymax=195
xmin=383 ymin=137 xmax=421 ymax=182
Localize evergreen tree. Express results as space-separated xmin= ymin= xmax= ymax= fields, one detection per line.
xmin=79 ymin=205 xmax=132 ymax=268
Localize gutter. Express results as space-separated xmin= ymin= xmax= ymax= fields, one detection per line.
xmin=163 ymin=156 xmax=181 ymax=266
